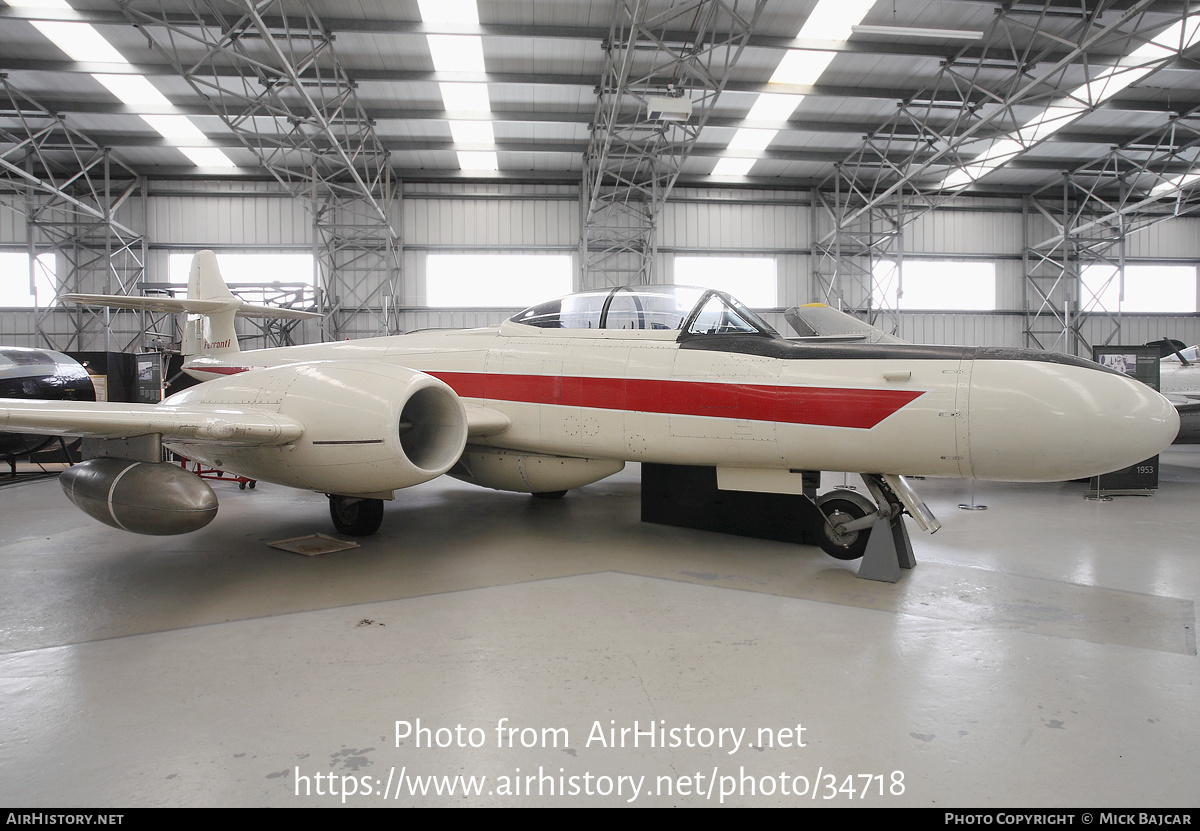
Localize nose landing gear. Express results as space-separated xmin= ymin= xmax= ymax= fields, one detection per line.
xmin=815 ymin=474 xmax=929 ymax=582
xmin=815 ymin=490 xmax=876 ymax=560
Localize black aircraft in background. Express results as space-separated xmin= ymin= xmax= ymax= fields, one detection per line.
xmin=0 ymin=347 xmax=95 ymax=464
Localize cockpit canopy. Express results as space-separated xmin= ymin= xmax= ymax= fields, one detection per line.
xmin=509 ymin=285 xmax=778 ymax=338
xmin=1163 ymin=345 xmax=1200 ymax=364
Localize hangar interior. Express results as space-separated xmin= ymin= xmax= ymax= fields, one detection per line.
xmin=1 ymin=0 xmax=1198 ymax=807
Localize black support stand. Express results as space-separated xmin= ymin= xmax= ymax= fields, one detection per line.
xmin=641 ymin=464 xmax=916 ymax=582
xmin=640 ymin=463 xmax=826 ymax=546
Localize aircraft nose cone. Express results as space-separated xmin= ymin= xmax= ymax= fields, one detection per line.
xmin=967 ymin=356 xmax=1179 ymax=482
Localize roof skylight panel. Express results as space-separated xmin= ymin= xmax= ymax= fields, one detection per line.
xmin=711 ymin=0 xmax=877 ymax=178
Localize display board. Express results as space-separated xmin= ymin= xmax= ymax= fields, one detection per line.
xmin=1091 ymin=345 xmax=1162 ymax=492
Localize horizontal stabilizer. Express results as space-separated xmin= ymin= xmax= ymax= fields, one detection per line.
xmin=0 ymin=398 xmax=304 ymax=447
xmin=62 ymin=293 xmax=322 ymax=320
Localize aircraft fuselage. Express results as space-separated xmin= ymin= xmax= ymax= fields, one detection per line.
xmin=178 ymin=319 xmax=1179 ymax=487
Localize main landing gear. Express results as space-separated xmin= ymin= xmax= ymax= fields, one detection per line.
xmin=328 ymin=495 xmax=385 ymax=536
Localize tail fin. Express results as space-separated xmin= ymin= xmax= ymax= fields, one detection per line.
xmin=184 ymin=251 xmax=238 ymax=357
xmin=187 ymin=250 xmax=237 ymax=304
xmin=61 ymin=250 xmax=321 ymax=358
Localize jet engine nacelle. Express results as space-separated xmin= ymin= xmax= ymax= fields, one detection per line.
xmin=166 ymin=361 xmax=469 ymax=496
xmin=60 ymin=457 xmax=219 ymax=535
xmin=449 ymin=447 xmax=625 ymax=494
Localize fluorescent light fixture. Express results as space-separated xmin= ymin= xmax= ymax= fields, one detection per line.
xmin=31 ymin=20 xmax=126 ymax=63
xmin=179 ymin=147 xmax=237 ymax=168
xmin=852 ymin=25 xmax=983 ymax=40
xmin=416 ymin=0 xmax=479 ymax=26
xmin=449 ymin=120 xmax=495 ymax=145
xmin=140 ymin=115 xmax=208 ymax=142
xmin=727 ymin=128 xmax=776 ymax=153
xmin=456 ymin=150 xmax=498 ymax=171
xmin=712 ymin=158 xmax=756 ymax=177
xmin=799 ymin=0 xmax=876 ymax=41
xmin=746 ymin=93 xmax=803 ymax=122
xmin=427 ymin=34 xmax=486 ymax=73
xmin=4 ymin=0 xmax=72 ymax=8
xmin=439 ymin=82 xmax=492 ymax=113
xmin=942 ymin=14 xmax=1200 ymax=189
xmin=94 ymin=74 xmax=172 ymax=108
xmin=770 ymin=50 xmax=837 ymax=86
xmin=10 ymin=0 xmax=240 ymax=171
xmin=709 ymin=0 xmax=879 ymax=179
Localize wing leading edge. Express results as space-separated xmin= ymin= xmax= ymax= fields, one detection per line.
xmin=0 ymin=398 xmax=304 ymax=446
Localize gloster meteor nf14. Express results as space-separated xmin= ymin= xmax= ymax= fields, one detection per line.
xmin=0 ymin=251 xmax=1179 ymax=563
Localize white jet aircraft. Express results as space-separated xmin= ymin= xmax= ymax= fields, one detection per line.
xmin=0 ymin=252 xmax=1180 ymax=564
xmin=1149 ymin=341 xmax=1200 ymax=443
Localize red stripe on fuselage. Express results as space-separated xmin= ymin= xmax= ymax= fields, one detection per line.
xmin=428 ymin=371 xmax=922 ymax=430
xmin=186 ymin=364 xmax=922 ymax=429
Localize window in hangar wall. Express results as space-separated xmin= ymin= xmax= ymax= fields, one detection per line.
xmin=672 ymin=256 xmax=778 ymax=308
xmin=425 ymin=253 xmax=572 ymax=307
xmin=168 ymin=252 xmax=318 ymax=287
xmin=872 ymin=260 xmax=996 ymax=311
xmin=1081 ymin=264 xmax=1197 ymax=313
xmin=0 ymin=252 xmax=57 ymax=308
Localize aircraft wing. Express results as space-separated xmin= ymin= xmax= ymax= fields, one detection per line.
xmin=784 ymin=303 xmax=907 ymax=344
xmin=2 ymin=393 xmax=508 ymax=446
xmin=63 ymin=293 xmax=322 ymax=320
xmin=0 ymin=398 xmax=304 ymax=446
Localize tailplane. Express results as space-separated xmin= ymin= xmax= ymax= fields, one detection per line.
xmin=62 ymin=250 xmax=321 ymax=357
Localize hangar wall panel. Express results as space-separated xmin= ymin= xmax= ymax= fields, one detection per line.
xmin=906 ymin=208 xmax=1025 ymax=257
xmin=1125 ymin=218 xmax=1200 ymax=260
xmin=1 ymin=183 xmax=1198 ymax=353
xmin=898 ymin=313 xmax=1025 ymax=348
xmin=405 ymin=194 xmax=576 ymax=249
xmin=147 ymin=192 xmax=311 ymax=249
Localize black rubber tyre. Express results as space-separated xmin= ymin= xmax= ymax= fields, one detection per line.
xmin=815 ymin=490 xmax=876 ymax=561
xmin=531 ymin=490 xmax=567 ymax=500
xmin=329 ymin=495 xmax=385 ymax=536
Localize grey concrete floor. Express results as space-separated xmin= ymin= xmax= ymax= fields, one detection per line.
xmin=0 ymin=453 xmax=1197 ymax=807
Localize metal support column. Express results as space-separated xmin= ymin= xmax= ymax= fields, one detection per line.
xmin=581 ymin=0 xmax=763 ymax=290
xmin=0 ymin=76 xmax=147 ymax=352
xmin=118 ymin=0 xmax=403 ymax=341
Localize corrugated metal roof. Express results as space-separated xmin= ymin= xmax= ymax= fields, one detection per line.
xmin=0 ymin=0 xmax=1195 ymax=196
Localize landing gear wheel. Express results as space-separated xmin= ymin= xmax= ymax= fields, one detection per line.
xmin=329 ymin=495 xmax=384 ymax=537
xmin=816 ymin=490 xmax=877 ymax=561
xmin=531 ymin=490 xmax=567 ymax=500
